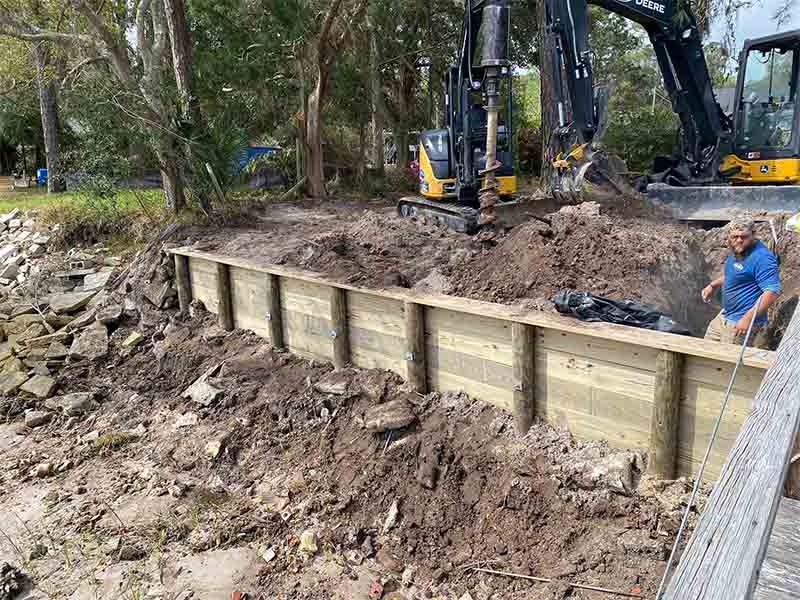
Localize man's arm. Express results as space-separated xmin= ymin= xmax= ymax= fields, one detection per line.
xmin=733 ymin=290 xmax=780 ymax=333
xmin=702 ymin=274 xmax=724 ymax=303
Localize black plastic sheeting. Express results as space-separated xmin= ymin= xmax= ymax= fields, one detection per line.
xmin=551 ymin=289 xmax=691 ymax=336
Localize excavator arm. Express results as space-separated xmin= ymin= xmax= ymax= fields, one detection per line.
xmin=544 ymin=0 xmax=731 ymax=196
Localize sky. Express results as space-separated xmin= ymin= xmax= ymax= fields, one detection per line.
xmin=709 ymin=0 xmax=798 ymax=51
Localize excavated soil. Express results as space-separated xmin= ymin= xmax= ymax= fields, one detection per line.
xmin=0 ymin=301 xmax=701 ymax=600
xmin=196 ymin=197 xmax=800 ymax=341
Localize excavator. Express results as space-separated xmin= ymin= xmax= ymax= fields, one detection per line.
xmin=397 ymin=0 xmax=800 ymax=231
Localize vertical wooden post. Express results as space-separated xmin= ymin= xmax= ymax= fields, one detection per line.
xmin=265 ymin=273 xmax=284 ymax=349
xmin=330 ymin=287 xmax=350 ymax=369
xmin=174 ymin=254 xmax=192 ymax=313
xmin=216 ymin=263 xmax=234 ymax=331
xmin=511 ymin=322 xmax=535 ymax=434
xmin=404 ymin=301 xmax=427 ymax=393
xmin=648 ymin=350 xmax=683 ymax=479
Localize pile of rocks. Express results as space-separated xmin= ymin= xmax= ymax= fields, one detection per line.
xmin=0 ymin=208 xmax=53 ymax=291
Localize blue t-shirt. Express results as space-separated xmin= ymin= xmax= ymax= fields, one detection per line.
xmin=722 ymin=240 xmax=781 ymax=324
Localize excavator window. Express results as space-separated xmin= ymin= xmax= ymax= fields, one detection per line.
xmin=737 ymin=45 xmax=799 ymax=152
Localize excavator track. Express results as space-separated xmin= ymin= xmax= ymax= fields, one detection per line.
xmin=397 ymin=197 xmax=480 ymax=233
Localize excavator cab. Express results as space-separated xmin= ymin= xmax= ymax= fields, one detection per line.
xmin=721 ymin=32 xmax=800 ymax=185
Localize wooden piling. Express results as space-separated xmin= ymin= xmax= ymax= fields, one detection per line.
xmin=174 ymin=254 xmax=192 ymax=313
xmin=404 ymin=301 xmax=427 ymax=393
xmin=511 ymin=322 xmax=535 ymax=434
xmin=265 ymin=273 xmax=284 ymax=349
xmin=215 ymin=263 xmax=234 ymax=331
xmin=648 ymin=350 xmax=682 ymax=479
xmin=330 ymin=287 xmax=350 ymax=369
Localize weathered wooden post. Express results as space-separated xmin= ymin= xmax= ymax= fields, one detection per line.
xmin=265 ymin=273 xmax=284 ymax=349
xmin=215 ymin=263 xmax=234 ymax=331
xmin=330 ymin=287 xmax=350 ymax=369
xmin=174 ymin=254 xmax=192 ymax=313
xmin=404 ymin=301 xmax=427 ymax=393
xmin=511 ymin=322 xmax=535 ymax=434
xmin=649 ymin=350 xmax=683 ymax=479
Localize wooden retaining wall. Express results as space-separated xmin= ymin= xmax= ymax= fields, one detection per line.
xmin=170 ymin=248 xmax=774 ymax=481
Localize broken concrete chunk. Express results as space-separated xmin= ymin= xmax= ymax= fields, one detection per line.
xmin=144 ymin=280 xmax=177 ymax=309
xmin=24 ymin=409 xmax=53 ymax=428
xmin=383 ymin=500 xmax=400 ymax=533
xmin=364 ymin=399 xmax=416 ymax=433
xmin=182 ymin=363 xmax=224 ymax=406
xmin=68 ymin=322 xmax=109 ymax=361
xmin=0 ymin=263 xmax=19 ymax=280
xmin=22 ymin=219 xmax=34 ymax=230
xmin=46 ymin=392 xmax=96 ymax=417
xmin=565 ymin=449 xmax=645 ymax=496
xmin=123 ymin=331 xmax=144 ymax=348
xmin=0 ymin=245 xmax=15 ymax=262
xmin=16 ymin=323 xmax=47 ymax=344
xmin=32 ymin=232 xmax=50 ymax=245
xmin=83 ymin=269 xmax=114 ymax=291
xmin=44 ymin=341 xmax=69 ymax=360
xmin=2 ymin=357 xmax=25 ymax=374
xmin=49 ymin=291 xmax=98 ymax=315
xmin=66 ymin=308 xmax=97 ymax=331
xmin=174 ymin=412 xmax=199 ymax=428
xmin=205 ymin=433 xmax=228 ymax=460
xmin=19 ymin=374 xmax=56 ymax=399
xmin=299 ymin=530 xmax=318 ymax=554
xmin=314 ymin=371 xmax=351 ymax=395
xmin=96 ymin=304 xmax=122 ymax=325
xmin=0 ymin=371 xmax=27 ymax=394
xmin=23 ymin=331 xmax=71 ymax=349
xmin=0 ymin=208 xmax=19 ymax=224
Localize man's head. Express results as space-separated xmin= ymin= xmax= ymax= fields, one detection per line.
xmin=728 ymin=217 xmax=756 ymax=255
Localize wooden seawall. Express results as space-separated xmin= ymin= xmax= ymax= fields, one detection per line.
xmin=170 ymin=247 xmax=774 ymax=482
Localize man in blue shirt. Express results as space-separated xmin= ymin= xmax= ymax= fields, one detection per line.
xmin=702 ymin=218 xmax=781 ymax=348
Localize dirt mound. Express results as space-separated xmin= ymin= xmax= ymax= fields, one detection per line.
xmin=278 ymin=211 xmax=479 ymax=289
xmin=449 ymin=205 xmax=717 ymax=334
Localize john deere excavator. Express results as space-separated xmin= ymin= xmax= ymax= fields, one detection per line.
xmin=397 ymin=0 xmax=800 ymax=231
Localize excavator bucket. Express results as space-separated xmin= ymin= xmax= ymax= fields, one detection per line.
xmin=647 ymin=183 xmax=800 ymax=223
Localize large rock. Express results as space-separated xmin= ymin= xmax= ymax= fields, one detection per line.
xmin=364 ymin=399 xmax=416 ymax=433
xmin=24 ymin=409 xmax=53 ymax=428
xmin=564 ymin=448 xmax=645 ymax=496
xmin=96 ymin=304 xmax=122 ymax=325
xmin=182 ymin=363 xmax=224 ymax=406
xmin=68 ymin=322 xmax=109 ymax=361
xmin=44 ymin=341 xmax=69 ymax=360
xmin=45 ymin=392 xmax=96 ymax=416
xmin=49 ymin=291 xmax=98 ymax=315
xmin=0 ymin=263 xmax=18 ymax=280
xmin=0 ymin=371 xmax=27 ymax=395
xmin=19 ymin=375 xmax=56 ymax=399
xmin=144 ymin=281 xmax=177 ymax=309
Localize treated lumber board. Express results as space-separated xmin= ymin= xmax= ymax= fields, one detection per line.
xmin=427 ymin=367 xmax=514 ymax=411
xmin=330 ymin=287 xmax=349 ymax=369
xmin=537 ymin=328 xmax=659 ymax=372
xmin=187 ymin=257 xmax=217 ymax=311
xmin=425 ymin=307 xmax=513 ymax=365
xmin=280 ymin=310 xmax=332 ymax=361
xmin=174 ymin=254 xmax=192 ymax=312
xmin=512 ymin=322 xmax=535 ymax=434
xmin=663 ymin=305 xmax=800 ymax=600
xmin=347 ymin=292 xmax=404 ymax=338
xmin=404 ymin=301 xmax=427 ymax=393
xmin=215 ymin=263 xmax=234 ymax=331
xmin=649 ymin=351 xmax=683 ymax=479
xmin=229 ymin=266 xmax=269 ymax=337
xmin=266 ymin=274 xmax=284 ymax=349
xmin=535 ymin=401 xmax=651 ymax=450
xmin=168 ymin=248 xmax=774 ymax=370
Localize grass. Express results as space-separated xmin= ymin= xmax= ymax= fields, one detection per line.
xmin=94 ymin=431 xmax=138 ymax=451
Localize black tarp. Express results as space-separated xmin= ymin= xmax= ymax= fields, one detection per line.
xmin=551 ymin=289 xmax=691 ymax=335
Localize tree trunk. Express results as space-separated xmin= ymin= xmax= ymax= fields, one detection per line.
xmin=395 ymin=130 xmax=409 ymax=170
xmin=538 ymin=0 xmax=559 ymax=194
xmin=305 ymin=64 xmax=328 ymax=198
xmin=357 ymin=120 xmax=366 ymax=182
xmin=163 ymin=0 xmax=209 ymax=212
xmin=160 ymin=154 xmax=184 ymax=212
xmin=296 ymin=59 xmax=305 ymax=181
xmin=367 ymin=11 xmax=385 ymax=177
xmin=32 ymin=44 xmax=65 ymax=194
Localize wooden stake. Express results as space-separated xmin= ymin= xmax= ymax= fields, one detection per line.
xmin=216 ymin=263 xmax=234 ymax=331
xmin=648 ymin=350 xmax=683 ymax=479
xmin=174 ymin=254 xmax=192 ymax=313
xmin=330 ymin=287 xmax=349 ymax=369
xmin=404 ymin=301 xmax=427 ymax=393
xmin=512 ymin=322 xmax=535 ymax=434
xmin=265 ymin=273 xmax=284 ymax=349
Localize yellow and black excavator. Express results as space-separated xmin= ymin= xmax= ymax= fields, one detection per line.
xmin=397 ymin=0 xmax=800 ymax=231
